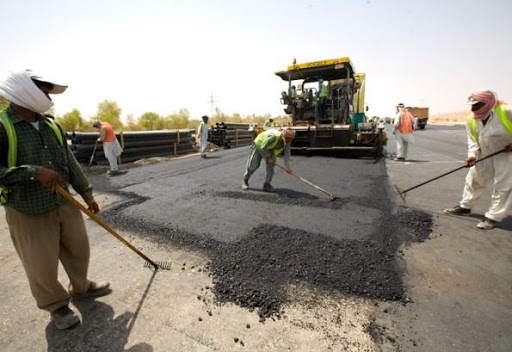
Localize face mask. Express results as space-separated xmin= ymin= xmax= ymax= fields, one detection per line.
xmin=0 ymin=70 xmax=54 ymax=113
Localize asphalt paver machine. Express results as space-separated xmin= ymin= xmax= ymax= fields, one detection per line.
xmin=275 ymin=57 xmax=386 ymax=156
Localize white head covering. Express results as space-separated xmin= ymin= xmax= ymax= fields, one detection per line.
xmin=0 ymin=70 xmax=56 ymax=113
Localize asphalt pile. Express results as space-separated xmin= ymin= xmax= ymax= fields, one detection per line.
xmin=208 ymin=208 xmax=432 ymax=318
xmin=99 ymin=188 xmax=433 ymax=320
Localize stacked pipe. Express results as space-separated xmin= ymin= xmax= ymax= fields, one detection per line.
xmin=208 ymin=122 xmax=254 ymax=149
xmin=67 ymin=130 xmax=195 ymax=165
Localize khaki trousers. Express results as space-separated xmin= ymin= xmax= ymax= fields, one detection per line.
xmin=6 ymin=202 xmax=92 ymax=313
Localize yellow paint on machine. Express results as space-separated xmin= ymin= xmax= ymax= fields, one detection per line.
xmin=286 ymin=57 xmax=352 ymax=71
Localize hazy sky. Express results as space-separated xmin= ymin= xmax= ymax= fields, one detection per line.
xmin=1 ymin=0 xmax=511 ymax=121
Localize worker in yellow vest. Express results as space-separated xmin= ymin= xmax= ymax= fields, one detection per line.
xmin=92 ymin=121 xmax=123 ymax=175
xmin=242 ymin=128 xmax=296 ymax=192
xmin=0 ymin=69 xmax=110 ymax=330
xmin=444 ymin=90 xmax=512 ymax=230
xmin=393 ymin=103 xmax=414 ymax=161
xmin=316 ymin=79 xmax=329 ymax=122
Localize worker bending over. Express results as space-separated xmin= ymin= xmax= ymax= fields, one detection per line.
xmin=242 ymin=128 xmax=296 ymax=192
xmin=92 ymin=121 xmax=123 ymax=175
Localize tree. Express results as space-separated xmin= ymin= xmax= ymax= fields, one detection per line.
xmin=138 ymin=112 xmax=161 ymax=130
xmin=94 ymin=100 xmax=122 ymax=129
xmin=163 ymin=108 xmax=190 ymax=129
xmin=57 ymin=109 xmax=83 ymax=132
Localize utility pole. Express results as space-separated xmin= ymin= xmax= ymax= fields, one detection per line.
xmin=208 ymin=92 xmax=218 ymax=118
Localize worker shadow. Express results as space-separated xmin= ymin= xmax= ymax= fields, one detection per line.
xmin=465 ymin=214 xmax=512 ymax=231
xmin=398 ymin=159 xmax=430 ymax=163
xmin=274 ymin=188 xmax=321 ymax=200
xmin=500 ymin=217 xmax=512 ymax=230
xmin=45 ymin=271 xmax=157 ymax=352
xmin=450 ymin=212 xmax=512 ymax=231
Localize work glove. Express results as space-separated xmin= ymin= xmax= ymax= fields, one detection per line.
xmin=284 ymin=165 xmax=292 ymax=174
xmin=266 ymin=155 xmax=276 ymax=166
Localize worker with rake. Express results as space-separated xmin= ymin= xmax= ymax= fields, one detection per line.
xmin=242 ymin=127 xmax=296 ymax=192
xmin=444 ymin=90 xmax=512 ymax=230
xmin=0 ymin=70 xmax=111 ymax=330
xmin=92 ymin=120 xmax=123 ymax=175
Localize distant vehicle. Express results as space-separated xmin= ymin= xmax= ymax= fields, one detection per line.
xmin=275 ymin=57 xmax=386 ymax=156
xmin=407 ymin=107 xmax=429 ymax=130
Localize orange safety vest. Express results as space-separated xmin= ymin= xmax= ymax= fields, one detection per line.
xmin=101 ymin=122 xmax=116 ymax=142
xmin=398 ymin=110 xmax=414 ymax=134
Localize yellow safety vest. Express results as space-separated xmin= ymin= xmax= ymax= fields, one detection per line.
xmin=0 ymin=110 xmax=64 ymax=203
xmin=254 ymin=129 xmax=285 ymax=156
xmin=468 ymin=104 xmax=512 ymax=145
xmin=319 ymin=84 xmax=328 ymax=98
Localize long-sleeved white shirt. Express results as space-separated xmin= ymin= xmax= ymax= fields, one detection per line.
xmin=466 ymin=105 xmax=512 ymax=158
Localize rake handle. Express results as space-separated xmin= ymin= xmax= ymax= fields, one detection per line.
xmin=275 ymin=163 xmax=336 ymax=200
xmin=400 ymin=147 xmax=508 ymax=195
xmin=88 ymin=140 xmax=99 ymax=167
xmin=56 ymin=185 xmax=159 ymax=270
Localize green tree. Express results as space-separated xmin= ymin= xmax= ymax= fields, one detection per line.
xmin=138 ymin=112 xmax=161 ymax=130
xmin=163 ymin=108 xmax=190 ymax=129
xmin=94 ymin=100 xmax=123 ymax=129
xmin=125 ymin=113 xmax=142 ymax=131
xmin=57 ymin=109 xmax=83 ymax=132
xmin=231 ymin=113 xmax=243 ymax=123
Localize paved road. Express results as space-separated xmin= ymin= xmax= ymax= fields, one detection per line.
xmin=1 ymin=123 xmax=511 ymax=352
xmin=384 ymin=124 xmax=512 ymax=351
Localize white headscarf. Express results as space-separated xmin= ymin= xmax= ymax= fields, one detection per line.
xmin=0 ymin=70 xmax=54 ymax=113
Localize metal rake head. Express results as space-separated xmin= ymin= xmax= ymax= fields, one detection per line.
xmin=393 ymin=184 xmax=407 ymax=203
xmin=144 ymin=261 xmax=172 ymax=271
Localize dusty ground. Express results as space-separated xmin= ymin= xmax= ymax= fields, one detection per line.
xmin=428 ymin=111 xmax=467 ymax=124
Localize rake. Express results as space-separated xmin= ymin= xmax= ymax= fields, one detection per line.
xmin=88 ymin=139 xmax=99 ymax=168
xmin=394 ymin=147 xmax=508 ymax=203
xmin=56 ymin=185 xmax=171 ymax=270
xmin=276 ymin=163 xmax=337 ymax=201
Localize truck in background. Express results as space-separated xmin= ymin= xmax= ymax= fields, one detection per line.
xmin=407 ymin=107 xmax=429 ymax=130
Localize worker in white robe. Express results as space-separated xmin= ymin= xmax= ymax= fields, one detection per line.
xmin=198 ymin=115 xmax=209 ymax=158
xmin=444 ymin=90 xmax=512 ymax=230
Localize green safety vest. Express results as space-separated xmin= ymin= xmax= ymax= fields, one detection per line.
xmin=0 ymin=110 xmax=64 ymax=204
xmin=254 ymin=129 xmax=285 ymax=156
xmin=319 ymin=84 xmax=328 ymax=98
xmin=468 ymin=104 xmax=512 ymax=145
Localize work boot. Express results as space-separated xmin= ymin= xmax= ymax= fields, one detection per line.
xmin=107 ymin=170 xmax=119 ymax=176
xmin=242 ymin=179 xmax=249 ymax=191
xmin=70 ymin=281 xmax=111 ymax=300
xmin=394 ymin=157 xmax=405 ymax=161
xmin=262 ymin=183 xmax=275 ymax=193
xmin=476 ymin=218 xmax=496 ymax=230
xmin=443 ymin=205 xmax=471 ymax=216
xmin=51 ymin=305 xmax=80 ymax=330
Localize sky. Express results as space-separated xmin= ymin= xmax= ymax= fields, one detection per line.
xmin=1 ymin=0 xmax=511 ymax=122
